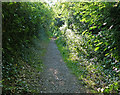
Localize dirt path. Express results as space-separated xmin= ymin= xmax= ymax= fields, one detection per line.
xmin=39 ymin=39 xmax=86 ymax=93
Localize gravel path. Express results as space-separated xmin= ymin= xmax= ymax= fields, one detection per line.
xmin=39 ymin=39 xmax=86 ymax=93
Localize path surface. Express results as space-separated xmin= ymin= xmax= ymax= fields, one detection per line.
xmin=39 ymin=39 xmax=86 ymax=93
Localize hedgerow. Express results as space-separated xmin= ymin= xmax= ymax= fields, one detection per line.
xmin=2 ymin=2 xmax=54 ymax=94
xmin=53 ymin=2 xmax=120 ymax=93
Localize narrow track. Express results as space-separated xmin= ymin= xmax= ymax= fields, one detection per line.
xmin=39 ymin=39 xmax=86 ymax=93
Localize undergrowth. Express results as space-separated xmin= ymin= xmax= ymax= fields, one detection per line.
xmin=2 ymin=2 xmax=53 ymax=94
xmin=53 ymin=2 xmax=120 ymax=93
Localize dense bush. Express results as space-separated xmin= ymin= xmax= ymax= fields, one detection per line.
xmin=53 ymin=2 xmax=120 ymax=93
xmin=2 ymin=2 xmax=54 ymax=94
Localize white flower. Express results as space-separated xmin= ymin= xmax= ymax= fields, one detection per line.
xmin=97 ymin=88 xmax=100 ymax=92
xmin=101 ymin=88 xmax=104 ymax=92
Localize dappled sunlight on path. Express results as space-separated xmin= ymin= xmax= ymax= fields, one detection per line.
xmin=39 ymin=39 xmax=86 ymax=93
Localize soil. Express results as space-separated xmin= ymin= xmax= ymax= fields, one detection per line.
xmin=39 ymin=39 xmax=87 ymax=93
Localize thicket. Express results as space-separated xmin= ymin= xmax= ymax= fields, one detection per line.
xmin=53 ymin=2 xmax=120 ymax=93
xmin=2 ymin=2 xmax=53 ymax=94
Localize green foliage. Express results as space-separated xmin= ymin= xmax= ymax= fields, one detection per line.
xmin=2 ymin=2 xmax=54 ymax=94
xmin=54 ymin=2 xmax=120 ymax=93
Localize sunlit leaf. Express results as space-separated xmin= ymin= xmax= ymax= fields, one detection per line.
xmin=94 ymin=47 xmax=99 ymax=51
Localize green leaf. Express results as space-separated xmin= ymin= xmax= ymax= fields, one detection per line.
xmin=105 ymin=53 xmax=109 ymax=56
xmin=96 ymin=42 xmax=103 ymax=46
xmin=82 ymin=30 xmax=87 ymax=35
xmin=111 ymin=62 xmax=115 ymax=65
xmin=94 ymin=47 xmax=99 ymax=51
xmin=104 ymin=48 xmax=107 ymax=51
xmin=89 ymin=26 xmax=97 ymax=30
